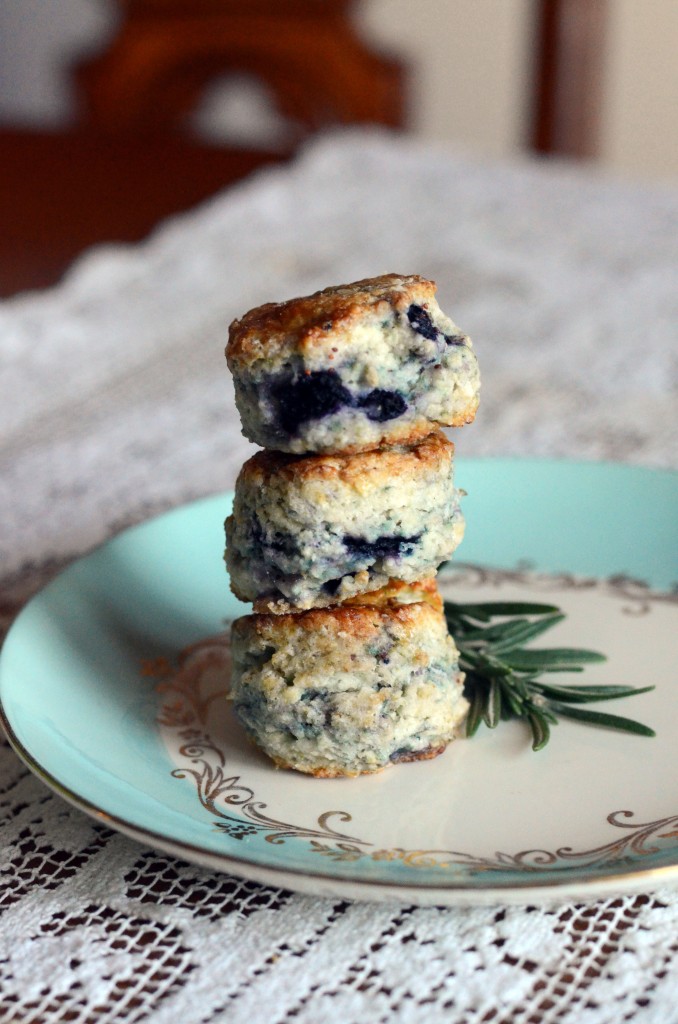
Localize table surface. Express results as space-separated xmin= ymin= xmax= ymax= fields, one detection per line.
xmin=1 ymin=128 xmax=677 ymax=1024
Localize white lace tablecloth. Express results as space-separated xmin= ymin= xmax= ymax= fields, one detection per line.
xmin=1 ymin=129 xmax=677 ymax=1023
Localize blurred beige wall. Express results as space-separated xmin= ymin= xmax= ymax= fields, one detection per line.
xmin=356 ymin=0 xmax=536 ymax=158
xmin=600 ymin=0 xmax=678 ymax=180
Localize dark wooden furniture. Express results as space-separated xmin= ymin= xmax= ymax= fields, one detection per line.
xmin=0 ymin=0 xmax=405 ymax=297
xmin=531 ymin=0 xmax=608 ymax=159
xmin=76 ymin=0 xmax=404 ymax=138
xmin=0 ymin=131 xmax=283 ymax=297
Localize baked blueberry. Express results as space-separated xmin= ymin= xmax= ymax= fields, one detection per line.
xmin=270 ymin=370 xmax=352 ymax=434
xmin=357 ymin=389 xmax=408 ymax=422
xmin=407 ymin=303 xmax=439 ymax=341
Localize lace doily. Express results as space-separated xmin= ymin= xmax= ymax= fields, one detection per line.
xmin=1 ymin=129 xmax=678 ymax=1022
xmin=3 ymin=739 xmax=678 ymax=1023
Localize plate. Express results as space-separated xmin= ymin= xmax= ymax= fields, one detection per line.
xmin=1 ymin=459 xmax=677 ymax=906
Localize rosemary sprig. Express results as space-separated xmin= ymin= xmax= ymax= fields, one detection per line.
xmin=445 ymin=600 xmax=655 ymax=751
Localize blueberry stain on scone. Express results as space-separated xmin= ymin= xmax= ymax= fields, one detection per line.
xmin=356 ymin=389 xmax=407 ymax=422
xmin=270 ymin=369 xmax=406 ymax=433
xmin=225 ymin=430 xmax=465 ymax=613
xmin=407 ymin=303 xmax=439 ymax=342
xmin=226 ymin=274 xmax=480 ymax=453
xmin=270 ymin=369 xmax=353 ymax=435
xmin=343 ymin=533 xmax=421 ymax=560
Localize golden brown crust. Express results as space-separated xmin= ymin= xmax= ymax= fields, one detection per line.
xmin=226 ymin=273 xmax=437 ymax=366
xmin=342 ymin=578 xmax=443 ymax=613
xmin=269 ymin=742 xmax=446 ymax=777
xmin=232 ymin=597 xmax=440 ymax=645
xmin=236 ymin=429 xmax=453 ymax=489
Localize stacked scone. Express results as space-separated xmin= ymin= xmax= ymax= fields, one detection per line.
xmin=225 ymin=274 xmax=480 ymax=777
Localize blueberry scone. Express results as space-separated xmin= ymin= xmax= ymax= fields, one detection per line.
xmin=230 ymin=592 xmax=468 ymax=777
xmin=226 ymin=273 xmax=480 ymax=454
xmin=225 ymin=430 xmax=465 ymax=613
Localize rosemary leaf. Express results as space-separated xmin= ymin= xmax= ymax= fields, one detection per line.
xmin=474 ymin=654 xmax=515 ymax=677
xmin=502 ymin=647 xmax=606 ymax=671
xmin=498 ymin=678 xmax=526 ymax=717
xmin=532 ymin=682 xmax=655 ymax=704
xmin=491 ymin=614 xmax=566 ymax=653
xmin=527 ymin=709 xmax=552 ymax=751
xmin=465 ymin=679 xmax=487 ymax=737
xmin=547 ymin=701 xmax=657 ymax=737
xmin=483 ymin=678 xmax=503 ymax=729
xmin=447 ymin=600 xmax=560 ymax=619
xmin=446 ymin=598 xmax=655 ymax=751
xmin=457 ymin=618 xmax=533 ymax=644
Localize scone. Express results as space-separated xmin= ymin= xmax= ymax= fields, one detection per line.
xmin=226 ymin=273 xmax=480 ymax=454
xmin=225 ymin=430 xmax=465 ymax=612
xmin=230 ymin=591 xmax=468 ymax=777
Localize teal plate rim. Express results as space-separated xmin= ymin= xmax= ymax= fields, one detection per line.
xmin=1 ymin=457 xmax=677 ymax=906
